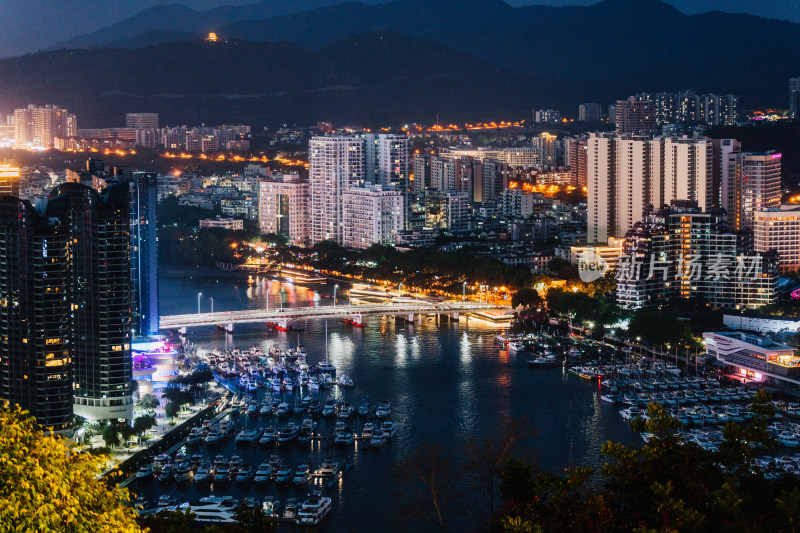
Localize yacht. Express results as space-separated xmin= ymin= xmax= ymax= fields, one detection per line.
xmin=243 ymin=497 xmax=257 ymax=509
xmin=321 ymin=400 xmax=338 ymax=417
xmin=317 ymin=457 xmax=341 ymax=477
xmin=300 ymin=418 xmax=316 ymax=432
xmin=336 ymin=374 xmax=354 ymax=388
xmin=268 ymin=454 xmax=283 ymax=472
xmin=308 ymin=399 xmax=321 ymax=415
xmin=370 ymin=429 xmax=386 ymax=447
xmin=292 ymin=463 xmax=311 ymax=485
xmin=174 ymin=462 xmax=193 ymax=483
xmin=205 ymin=429 xmax=225 ymax=446
xmin=275 ymin=402 xmax=290 ymax=417
xmin=236 ymin=427 xmax=262 ymax=445
xmin=174 ymin=496 xmax=238 ymax=524
xmin=380 ymin=421 xmax=399 ymax=439
xmin=275 ymin=466 xmax=293 ymax=485
xmin=277 ymin=423 xmax=299 ymax=444
xmin=284 ymin=378 xmax=295 ymax=392
xmin=317 ymin=360 xmax=337 ymax=373
xmin=262 ymin=496 xmax=281 ymax=518
xmin=157 ymin=495 xmax=176 ymax=507
xmin=362 ymin=422 xmax=376 ymax=439
xmin=338 ymin=403 xmax=354 ymax=419
xmin=246 ymin=403 xmax=258 ymax=417
xmin=527 ymin=354 xmax=561 ymax=367
xmin=236 ymin=464 xmax=254 ymax=485
xmin=507 ymin=341 xmax=527 ymax=352
xmin=194 ymin=462 xmax=214 ymax=484
xmin=259 ymin=426 xmax=277 ymax=446
xmin=254 ymin=462 xmax=273 ymax=485
xmin=376 ymin=400 xmax=392 ymax=419
xmin=270 ymin=377 xmax=283 ymax=392
xmin=158 ymin=464 xmax=174 ymax=484
xmin=186 ymin=426 xmax=206 ymax=445
xmin=308 ymin=377 xmax=321 ymax=391
xmin=335 ymin=430 xmax=355 ymax=446
xmin=213 ymin=463 xmax=231 ymax=484
xmin=283 ymin=498 xmax=299 ymax=520
xmin=136 ymin=464 xmax=155 ymax=479
xmin=358 ymin=399 xmax=370 ymax=417
xmin=259 ymin=403 xmax=272 ymax=416
xmin=296 ymin=493 xmax=333 ymax=525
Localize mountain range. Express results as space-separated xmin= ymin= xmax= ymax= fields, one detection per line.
xmin=2 ymin=0 xmax=798 ymax=127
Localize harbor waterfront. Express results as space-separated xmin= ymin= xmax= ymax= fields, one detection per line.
xmin=129 ymin=270 xmax=637 ymax=530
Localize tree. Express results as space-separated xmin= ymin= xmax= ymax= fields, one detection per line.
xmin=0 ymin=405 xmax=141 ymax=531
xmin=136 ymin=393 xmax=160 ymax=411
xmin=499 ymin=457 xmax=536 ymax=503
xmin=232 ymin=504 xmax=278 ymax=532
xmin=511 ymin=288 xmax=542 ymax=310
xmin=394 ymin=443 xmax=461 ymax=531
xmin=101 ymin=424 xmax=121 ymax=449
xmin=164 ymin=401 xmax=180 ymax=422
xmin=133 ymin=415 xmax=157 ymax=440
xmin=461 ymin=418 xmax=529 ymax=528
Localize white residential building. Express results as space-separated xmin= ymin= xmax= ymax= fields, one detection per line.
xmin=587 ymin=132 xmax=714 ymax=243
xmin=342 ymin=184 xmax=405 ymax=250
xmin=309 ymin=136 xmax=365 ymax=244
xmin=259 ymin=173 xmax=311 ymax=247
xmin=754 ymin=205 xmax=800 ymax=273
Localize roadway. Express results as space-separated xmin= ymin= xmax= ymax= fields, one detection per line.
xmin=159 ymin=301 xmax=508 ymax=330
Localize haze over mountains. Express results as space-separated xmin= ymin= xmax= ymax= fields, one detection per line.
xmin=2 ymin=0 xmax=798 ymax=127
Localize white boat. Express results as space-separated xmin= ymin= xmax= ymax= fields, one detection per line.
xmin=173 ymin=462 xmax=193 ymax=483
xmin=259 ymin=403 xmax=272 ymax=416
xmin=358 ymin=399 xmax=370 ymax=417
xmin=284 ymin=378 xmax=295 ymax=391
xmin=334 ymin=429 xmax=355 ymax=446
xmin=277 ymin=423 xmax=298 ymax=444
xmin=316 ymin=457 xmax=341 ymax=477
xmin=254 ymin=462 xmax=273 ymax=485
xmin=362 ymin=422 xmax=375 ymax=439
xmin=136 ymin=464 xmax=155 ymax=479
xmin=172 ymin=496 xmax=238 ymax=523
xmin=308 ymin=376 xmax=321 ymax=391
xmin=213 ymin=463 xmax=231 ymax=483
xmin=778 ymin=432 xmax=800 ymax=448
xmin=296 ymin=493 xmax=333 ymax=525
xmin=507 ymin=341 xmax=527 ymax=352
xmin=275 ymin=466 xmax=293 ymax=485
xmin=293 ymin=463 xmax=311 ymax=485
xmin=236 ymin=427 xmax=262 ymax=445
xmin=270 ymin=377 xmax=283 ymax=392
xmin=283 ymin=498 xmax=299 ymax=520
xmin=235 ymin=464 xmax=254 ymax=484
xmin=338 ymin=403 xmax=354 ymax=419
xmin=186 ymin=426 xmax=206 ymax=445
xmin=259 ymin=426 xmax=277 ymax=446
xmin=376 ymin=400 xmax=392 ymax=418
xmin=157 ymin=495 xmax=176 ymax=507
xmin=194 ymin=462 xmax=214 ymax=484
xmin=317 ymin=361 xmax=336 ymax=373
xmin=370 ymin=430 xmax=387 ymax=447
xmin=321 ymin=399 xmax=338 ymax=417
xmin=262 ymin=496 xmax=281 ymax=518
xmin=276 ymin=402 xmax=290 ymax=417
xmin=380 ymin=421 xmax=398 ymax=439
xmin=205 ymin=429 xmax=225 ymax=446
xmin=336 ymin=374 xmax=354 ymax=387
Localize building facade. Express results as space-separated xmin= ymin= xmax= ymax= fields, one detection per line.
xmin=14 ymin=105 xmax=76 ymax=149
xmin=723 ymin=151 xmax=782 ymax=231
xmin=754 ymin=205 xmax=800 ymax=273
xmin=258 ymin=174 xmax=311 ymax=247
xmin=309 ymin=136 xmax=365 ymax=244
xmin=342 ymin=184 xmax=405 ymax=250
xmin=615 ymin=97 xmax=657 ymax=135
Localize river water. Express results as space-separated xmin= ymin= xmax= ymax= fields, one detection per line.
xmin=132 ymin=271 xmax=635 ymax=531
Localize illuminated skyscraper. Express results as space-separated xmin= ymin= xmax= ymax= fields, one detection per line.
xmin=13 ymin=105 xmax=76 ymax=149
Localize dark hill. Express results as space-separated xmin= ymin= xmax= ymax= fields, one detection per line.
xmin=0 ymin=34 xmax=598 ymax=127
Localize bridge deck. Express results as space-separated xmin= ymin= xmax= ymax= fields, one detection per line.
xmin=159 ymin=302 xmax=508 ymax=330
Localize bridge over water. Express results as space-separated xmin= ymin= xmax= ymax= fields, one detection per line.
xmin=159 ymin=301 xmax=509 ymax=333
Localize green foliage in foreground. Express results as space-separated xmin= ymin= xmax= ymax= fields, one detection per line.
xmin=496 ymin=393 xmax=800 ymax=533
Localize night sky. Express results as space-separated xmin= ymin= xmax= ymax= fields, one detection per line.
xmin=0 ymin=0 xmax=797 ymax=58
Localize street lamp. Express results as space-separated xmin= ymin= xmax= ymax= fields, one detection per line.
xmin=334 ymin=284 xmax=339 ymax=308
xmin=399 ymin=283 xmax=403 ymax=299
xmin=462 ymin=281 xmax=467 ymax=302
xmin=210 ymin=297 xmax=214 ymax=314
xmin=197 ymin=292 xmax=202 ymax=314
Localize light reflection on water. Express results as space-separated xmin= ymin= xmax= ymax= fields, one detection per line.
xmin=150 ymin=273 xmax=636 ymax=531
